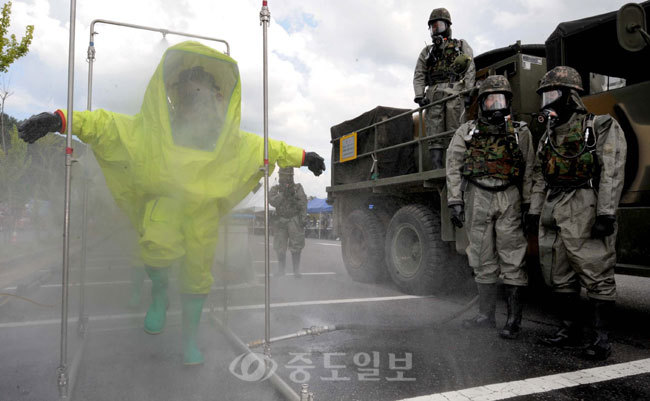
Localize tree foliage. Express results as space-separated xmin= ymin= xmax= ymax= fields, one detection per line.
xmin=0 ymin=1 xmax=34 ymax=73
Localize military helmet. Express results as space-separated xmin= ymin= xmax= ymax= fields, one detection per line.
xmin=537 ymin=66 xmax=584 ymax=94
xmin=478 ymin=75 xmax=512 ymax=98
xmin=428 ymin=8 xmax=451 ymax=26
xmin=279 ymin=167 xmax=294 ymax=176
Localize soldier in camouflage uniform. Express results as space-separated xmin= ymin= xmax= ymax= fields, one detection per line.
xmin=269 ymin=167 xmax=308 ymax=277
xmin=528 ymin=66 xmax=626 ymax=360
xmin=446 ymin=75 xmax=535 ymax=339
xmin=413 ymin=7 xmax=475 ymax=170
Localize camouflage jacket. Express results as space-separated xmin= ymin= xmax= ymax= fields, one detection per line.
xmin=413 ymin=38 xmax=475 ymax=98
xmin=530 ymin=112 xmax=627 ymax=216
xmin=446 ymin=119 xmax=535 ymax=206
xmin=269 ymin=183 xmax=307 ymax=222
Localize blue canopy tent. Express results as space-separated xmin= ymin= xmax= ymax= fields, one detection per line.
xmin=307 ymin=198 xmax=333 ymax=213
xmin=306 ymin=198 xmax=333 ymax=239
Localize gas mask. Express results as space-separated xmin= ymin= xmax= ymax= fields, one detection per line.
xmin=538 ymin=88 xmax=574 ymax=127
xmin=429 ymin=20 xmax=448 ymax=39
xmin=480 ymin=93 xmax=510 ymax=126
xmin=429 ymin=20 xmax=449 ymax=47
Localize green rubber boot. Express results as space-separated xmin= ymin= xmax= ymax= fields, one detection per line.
xmin=144 ymin=266 xmax=169 ymax=334
xmin=128 ymin=266 xmax=146 ymax=309
xmin=182 ymin=294 xmax=206 ymax=365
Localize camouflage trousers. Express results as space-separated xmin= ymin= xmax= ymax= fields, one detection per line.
xmin=425 ymin=82 xmax=467 ymax=149
xmin=273 ymin=216 xmax=305 ymax=254
xmin=464 ymin=180 xmax=528 ymax=286
xmin=538 ymin=188 xmax=617 ymax=300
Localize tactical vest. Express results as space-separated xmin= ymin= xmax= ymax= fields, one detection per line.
xmin=461 ymin=120 xmax=524 ymax=181
xmin=275 ymin=186 xmax=303 ymax=219
xmin=426 ymin=38 xmax=462 ymax=84
xmin=540 ymin=114 xmax=597 ymax=188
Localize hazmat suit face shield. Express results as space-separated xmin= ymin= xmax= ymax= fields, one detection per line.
xmin=479 ymin=93 xmax=510 ymax=126
xmin=163 ymin=50 xmax=238 ymax=151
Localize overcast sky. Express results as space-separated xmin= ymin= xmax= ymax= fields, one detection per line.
xmin=5 ymin=0 xmax=636 ymax=203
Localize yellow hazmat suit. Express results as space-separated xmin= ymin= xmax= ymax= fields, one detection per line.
xmin=62 ymin=41 xmax=304 ymax=294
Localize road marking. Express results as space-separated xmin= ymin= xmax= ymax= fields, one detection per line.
xmin=398 ymin=358 xmax=650 ymax=401
xmin=254 ymin=272 xmax=337 ymax=277
xmin=0 ymin=295 xmax=424 ymax=328
xmin=316 ymin=242 xmax=341 ymax=247
xmin=3 ymin=281 xmax=261 ymax=291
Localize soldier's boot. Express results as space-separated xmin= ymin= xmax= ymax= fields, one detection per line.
xmin=582 ymin=299 xmax=614 ymax=361
xmin=499 ymin=285 xmax=524 ymax=339
xmin=144 ymin=266 xmax=169 ymax=334
xmin=540 ymin=292 xmax=583 ymax=347
xmin=463 ymin=283 xmax=497 ymax=329
xmin=430 ymin=149 xmax=444 ymax=170
xmin=127 ymin=266 xmax=146 ymax=309
xmin=182 ymin=294 xmax=206 ymax=365
xmin=291 ymin=251 xmax=302 ymax=278
xmin=276 ymin=251 xmax=286 ymax=276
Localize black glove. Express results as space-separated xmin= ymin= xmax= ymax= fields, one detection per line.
xmin=525 ymin=214 xmax=540 ymax=236
xmin=414 ymin=96 xmax=430 ymax=107
xmin=591 ymin=215 xmax=616 ymax=239
xmin=303 ymin=152 xmax=325 ymax=176
xmin=18 ymin=111 xmax=63 ymax=144
xmin=449 ymin=204 xmax=465 ymax=228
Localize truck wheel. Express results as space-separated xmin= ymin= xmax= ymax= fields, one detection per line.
xmin=385 ymin=204 xmax=454 ymax=294
xmin=341 ymin=209 xmax=387 ymax=283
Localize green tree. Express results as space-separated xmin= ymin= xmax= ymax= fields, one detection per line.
xmin=1 ymin=1 xmax=34 ymax=153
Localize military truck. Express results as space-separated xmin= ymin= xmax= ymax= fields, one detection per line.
xmin=325 ymin=3 xmax=650 ymax=295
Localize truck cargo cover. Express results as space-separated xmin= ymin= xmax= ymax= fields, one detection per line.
xmin=545 ymin=1 xmax=650 ymax=85
xmin=330 ymin=106 xmax=416 ymax=184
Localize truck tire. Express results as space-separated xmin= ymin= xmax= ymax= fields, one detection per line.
xmin=385 ymin=204 xmax=456 ymax=294
xmin=341 ymin=209 xmax=387 ymax=283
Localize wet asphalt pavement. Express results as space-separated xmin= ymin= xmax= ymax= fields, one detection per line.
xmin=1 ymin=231 xmax=649 ymax=401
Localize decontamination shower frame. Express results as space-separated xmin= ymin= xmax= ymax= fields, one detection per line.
xmin=57 ymin=6 xmax=306 ymax=400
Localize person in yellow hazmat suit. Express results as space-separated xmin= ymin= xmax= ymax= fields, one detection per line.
xmin=18 ymin=41 xmax=326 ymax=365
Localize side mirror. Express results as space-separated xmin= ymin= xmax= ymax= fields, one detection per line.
xmin=617 ymin=2 xmax=650 ymax=52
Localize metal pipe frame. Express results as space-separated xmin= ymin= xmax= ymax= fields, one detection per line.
xmin=260 ymin=0 xmax=272 ymax=359
xmin=209 ymin=313 xmax=301 ymax=401
xmin=53 ymin=15 xmax=232 ymax=401
xmin=58 ymin=0 xmax=77 ymax=398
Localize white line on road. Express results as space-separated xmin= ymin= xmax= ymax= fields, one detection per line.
xmin=0 ymin=295 xmax=424 ymax=329
xmin=3 ymin=281 xmax=261 ymax=291
xmin=399 ymin=358 xmax=650 ymax=401
xmin=315 ymin=242 xmax=341 ymax=247
xmin=254 ymin=272 xmax=337 ymax=277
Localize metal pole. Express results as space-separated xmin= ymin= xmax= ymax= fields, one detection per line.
xmin=260 ymin=0 xmax=272 ymax=359
xmin=209 ymin=314 xmax=300 ymax=401
xmin=89 ymin=19 xmax=230 ymax=55
xmin=58 ymin=0 xmax=77 ymax=398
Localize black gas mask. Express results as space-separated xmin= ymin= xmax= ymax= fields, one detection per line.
xmin=429 ymin=20 xmax=449 ymax=46
xmin=480 ymin=93 xmax=510 ymax=126
xmin=538 ymin=88 xmax=575 ymax=127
